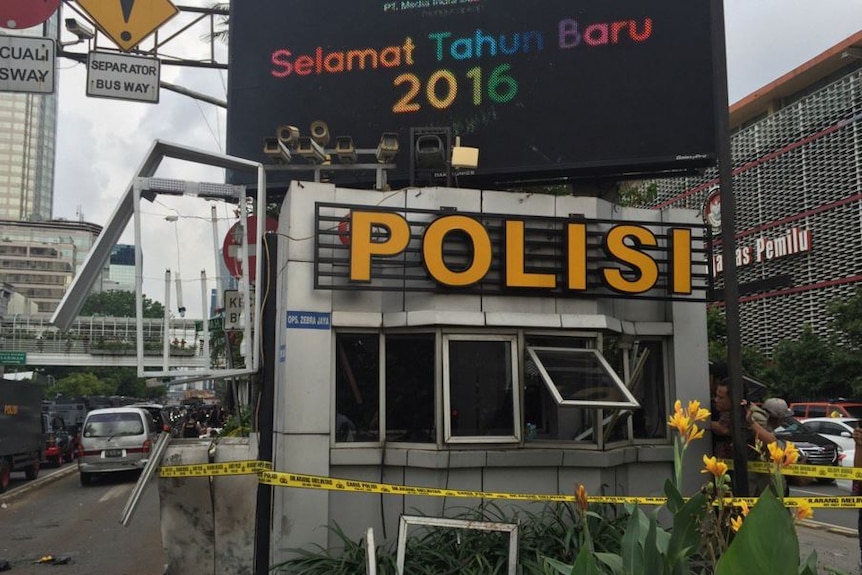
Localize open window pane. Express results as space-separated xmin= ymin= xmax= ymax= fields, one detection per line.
xmin=527 ymin=347 xmax=640 ymax=409
xmin=386 ymin=334 xmax=435 ymax=443
xmin=335 ymin=333 xmax=379 ymax=443
xmin=445 ymin=336 xmax=518 ymax=441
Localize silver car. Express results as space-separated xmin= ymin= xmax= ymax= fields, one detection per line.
xmin=77 ymin=407 xmax=159 ymax=486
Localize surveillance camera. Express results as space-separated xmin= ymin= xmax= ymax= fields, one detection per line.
xmin=376 ymin=132 xmax=399 ymax=164
xmin=309 ymin=121 xmax=331 ymax=147
xmin=277 ymin=125 xmax=300 ymax=149
xmin=296 ymin=136 xmax=327 ymax=164
xmin=263 ymin=137 xmax=292 ymax=163
xmin=65 ymin=18 xmax=95 ymax=41
xmin=415 ymin=134 xmax=446 ymax=169
xmin=335 ymin=136 xmax=357 ymax=164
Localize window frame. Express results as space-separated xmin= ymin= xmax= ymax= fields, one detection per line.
xmin=525 ymin=346 xmax=641 ymax=409
xmin=331 ymin=330 xmax=383 ymax=447
xmin=442 ymin=333 xmax=521 ymax=444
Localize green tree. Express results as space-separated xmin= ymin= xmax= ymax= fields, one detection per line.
xmin=50 ymin=373 xmax=113 ymax=399
xmin=79 ymin=291 xmax=165 ymax=318
xmin=827 ymin=287 xmax=862 ymax=394
xmin=762 ymin=326 xmax=847 ymax=399
xmin=706 ymin=306 xmax=767 ymax=382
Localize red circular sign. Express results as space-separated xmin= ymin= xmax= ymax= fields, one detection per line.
xmin=222 ymin=216 xmax=278 ymax=283
xmin=0 ymin=0 xmax=60 ymax=30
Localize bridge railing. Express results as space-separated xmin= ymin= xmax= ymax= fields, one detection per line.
xmin=0 ymin=316 xmax=204 ymax=357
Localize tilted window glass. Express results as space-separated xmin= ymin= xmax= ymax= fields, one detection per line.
xmin=526 ymin=347 xmax=640 ymax=409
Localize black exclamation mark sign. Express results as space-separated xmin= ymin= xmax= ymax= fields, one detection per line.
xmin=119 ymin=0 xmax=135 ymax=42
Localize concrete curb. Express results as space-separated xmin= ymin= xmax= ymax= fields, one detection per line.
xmin=799 ymin=518 xmax=858 ymax=539
xmin=0 ymin=464 xmax=77 ymax=504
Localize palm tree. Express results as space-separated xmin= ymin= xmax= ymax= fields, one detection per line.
xmin=211 ymin=2 xmax=229 ymax=44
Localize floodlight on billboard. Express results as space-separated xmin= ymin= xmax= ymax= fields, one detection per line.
xmin=227 ymin=0 xmax=718 ymax=188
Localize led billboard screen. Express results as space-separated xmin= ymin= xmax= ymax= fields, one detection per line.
xmin=226 ymin=0 xmax=717 ymax=187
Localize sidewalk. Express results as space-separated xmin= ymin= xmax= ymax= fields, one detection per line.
xmin=798 ymin=520 xmax=859 ymax=574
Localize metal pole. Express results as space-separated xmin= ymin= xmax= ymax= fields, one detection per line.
xmin=211 ymin=205 xmax=221 ymax=311
xmin=201 ymin=270 xmax=210 ymax=362
xmin=163 ymin=270 xmax=172 ymax=374
xmin=711 ymin=0 xmax=748 ymax=496
xmin=253 ymin=233 xmax=277 ymax=575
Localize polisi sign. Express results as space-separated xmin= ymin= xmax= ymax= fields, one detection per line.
xmin=314 ymin=203 xmax=710 ymax=301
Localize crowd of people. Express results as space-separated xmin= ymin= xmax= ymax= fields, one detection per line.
xmin=707 ymin=360 xmax=862 ymax=566
xmin=169 ymin=404 xmax=228 ymax=438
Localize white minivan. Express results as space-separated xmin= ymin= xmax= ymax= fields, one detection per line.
xmin=77 ymin=407 xmax=159 ymax=486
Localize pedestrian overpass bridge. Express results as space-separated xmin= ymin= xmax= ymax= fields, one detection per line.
xmin=0 ymin=316 xmax=210 ymax=369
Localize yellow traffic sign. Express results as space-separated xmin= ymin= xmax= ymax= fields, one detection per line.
xmin=77 ymin=0 xmax=179 ymax=52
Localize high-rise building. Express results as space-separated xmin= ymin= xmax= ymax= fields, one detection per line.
xmin=106 ymin=244 xmax=136 ymax=292
xmin=0 ymin=18 xmax=58 ymax=222
xmin=0 ymin=219 xmax=103 ymax=316
xmin=646 ymin=31 xmax=862 ymax=357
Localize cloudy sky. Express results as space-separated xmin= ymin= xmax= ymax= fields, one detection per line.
xmin=46 ymin=0 xmax=862 ymax=319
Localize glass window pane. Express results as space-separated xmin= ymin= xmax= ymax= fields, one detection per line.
xmin=386 ymin=334 xmax=435 ymax=443
xmin=524 ymin=336 xmax=594 ymax=443
xmin=626 ymin=341 xmax=666 ymax=440
xmin=529 ymin=348 xmax=638 ymax=407
xmin=335 ymin=333 xmax=379 ymax=442
xmin=447 ymin=339 xmax=516 ymax=438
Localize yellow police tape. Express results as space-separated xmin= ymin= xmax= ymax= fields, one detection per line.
xmin=721 ymin=459 xmax=862 ymax=481
xmin=158 ymin=459 xmax=272 ymax=478
xmin=158 ymin=460 xmax=862 ymax=509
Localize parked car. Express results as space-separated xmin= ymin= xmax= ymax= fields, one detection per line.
xmin=800 ymin=417 xmax=858 ymax=465
xmin=790 ymin=401 xmax=862 ymax=419
xmin=129 ymin=403 xmax=172 ymax=434
xmin=77 ymin=407 xmax=159 ymax=486
xmin=774 ymin=416 xmax=843 ymax=483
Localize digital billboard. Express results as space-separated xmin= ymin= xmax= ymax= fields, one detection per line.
xmin=226 ymin=0 xmax=717 ymax=187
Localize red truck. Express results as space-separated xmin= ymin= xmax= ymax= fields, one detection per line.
xmin=0 ymin=380 xmax=43 ymax=492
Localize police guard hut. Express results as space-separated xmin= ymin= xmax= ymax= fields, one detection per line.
xmin=270 ymin=181 xmax=712 ymax=556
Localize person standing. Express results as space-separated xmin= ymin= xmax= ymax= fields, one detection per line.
xmin=710 ymin=379 xmax=734 ymax=460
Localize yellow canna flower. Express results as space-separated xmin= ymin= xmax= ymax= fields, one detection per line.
xmin=667 ymin=411 xmax=691 ymax=437
xmin=794 ymin=500 xmax=813 ymax=522
xmin=687 ymin=400 xmax=711 ymax=423
xmin=673 ymin=399 xmax=683 ymax=414
xmin=701 ymin=454 xmax=729 ymax=478
xmin=767 ymin=441 xmax=800 ymax=466
xmin=730 ymin=515 xmax=744 ymax=532
xmin=686 ymin=424 xmax=705 ymax=443
xmin=784 ymin=442 xmax=800 ymax=465
xmin=767 ymin=442 xmax=786 ymax=465
xmin=738 ymin=500 xmax=750 ymax=516
xmin=575 ymin=484 xmax=588 ymax=512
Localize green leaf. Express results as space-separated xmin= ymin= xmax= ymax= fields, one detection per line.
xmin=716 ymin=490 xmax=800 ymax=575
xmin=666 ymin=491 xmax=707 ymax=565
xmin=664 ymin=478 xmax=685 ymax=514
xmin=620 ymin=506 xmax=645 ymax=574
xmin=544 ymin=557 xmax=576 ymax=574
xmin=594 ymin=553 xmax=623 ymax=575
xmin=798 ymin=550 xmax=818 ymax=575
xmin=643 ymin=514 xmax=666 ymax=575
xmin=571 ymin=546 xmax=605 ymax=575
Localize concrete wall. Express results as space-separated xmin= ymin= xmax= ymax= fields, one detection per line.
xmin=269 ymin=183 xmax=710 ymax=563
xmin=159 ymin=437 xmax=258 ymax=575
